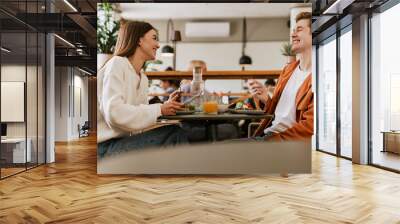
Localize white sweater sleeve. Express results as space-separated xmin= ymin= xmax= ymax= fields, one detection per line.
xmin=101 ymin=58 xmax=162 ymax=132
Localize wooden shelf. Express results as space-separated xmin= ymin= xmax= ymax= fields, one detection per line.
xmin=145 ymin=70 xmax=281 ymax=80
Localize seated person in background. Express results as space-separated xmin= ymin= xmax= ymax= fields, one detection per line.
xmin=264 ymin=78 xmax=276 ymax=98
xmin=181 ymin=60 xmax=239 ymax=142
xmin=160 ymin=79 xmax=180 ymax=102
xmin=165 ymin=66 xmax=173 ymax=71
xmin=248 ymin=12 xmax=313 ymax=141
xmin=188 ymin=60 xmax=207 ymax=73
xmin=148 ymin=80 xmax=164 ymax=104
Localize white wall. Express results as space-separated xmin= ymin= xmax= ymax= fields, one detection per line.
xmin=55 ymin=67 xmax=89 ymax=141
xmin=154 ymin=41 xmax=287 ymax=92
xmin=72 ymin=74 xmax=89 ymax=138
xmin=55 ymin=67 xmax=68 ymax=141
xmin=147 ymin=18 xmax=290 ymax=43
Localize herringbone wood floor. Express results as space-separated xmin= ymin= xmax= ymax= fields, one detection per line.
xmin=1 ymin=135 xmax=400 ymax=224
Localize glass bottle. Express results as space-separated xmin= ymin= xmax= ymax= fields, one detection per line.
xmin=190 ymin=66 xmax=205 ymax=111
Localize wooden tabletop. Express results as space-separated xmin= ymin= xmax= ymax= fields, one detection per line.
xmin=160 ymin=112 xmax=273 ymax=121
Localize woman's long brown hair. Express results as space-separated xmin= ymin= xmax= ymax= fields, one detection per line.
xmin=99 ymin=19 xmax=156 ymax=71
xmin=113 ymin=19 xmax=156 ymax=58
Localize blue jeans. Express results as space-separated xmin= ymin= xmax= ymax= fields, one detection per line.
xmin=98 ymin=125 xmax=188 ymax=158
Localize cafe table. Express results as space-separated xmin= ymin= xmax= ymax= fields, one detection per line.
xmin=159 ymin=112 xmax=274 ymax=142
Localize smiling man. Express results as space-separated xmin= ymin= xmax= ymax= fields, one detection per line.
xmin=248 ymin=12 xmax=313 ymax=141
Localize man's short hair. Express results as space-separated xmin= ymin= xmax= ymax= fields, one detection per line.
xmin=161 ymin=79 xmax=180 ymax=88
xmin=265 ymin=79 xmax=276 ymax=87
xmin=188 ymin=60 xmax=207 ymax=72
xmin=295 ymin=12 xmax=312 ymax=29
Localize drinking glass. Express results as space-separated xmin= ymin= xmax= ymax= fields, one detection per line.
xmin=202 ymin=94 xmax=219 ymax=114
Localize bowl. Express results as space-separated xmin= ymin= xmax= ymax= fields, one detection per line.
xmin=217 ymin=104 xmax=229 ymax=113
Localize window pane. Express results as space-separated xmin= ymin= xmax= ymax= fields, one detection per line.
xmin=340 ymin=29 xmax=352 ymax=158
xmin=317 ymin=37 xmax=337 ymax=154
xmin=371 ymin=3 xmax=400 ymax=171
xmin=1 ymin=31 xmax=28 ymax=177
xmin=27 ymin=31 xmax=39 ymax=169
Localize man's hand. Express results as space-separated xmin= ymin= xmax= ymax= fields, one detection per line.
xmin=161 ymin=101 xmax=183 ymax=116
xmin=247 ymin=79 xmax=270 ymax=103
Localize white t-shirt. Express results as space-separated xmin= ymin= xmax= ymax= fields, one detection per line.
xmin=265 ymin=65 xmax=310 ymax=134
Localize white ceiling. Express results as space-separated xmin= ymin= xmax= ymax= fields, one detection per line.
xmin=119 ymin=3 xmax=309 ymax=20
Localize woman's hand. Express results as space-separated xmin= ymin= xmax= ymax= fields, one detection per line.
xmin=247 ymin=79 xmax=270 ymax=103
xmin=161 ymin=101 xmax=183 ymax=115
xmin=168 ymin=90 xmax=181 ymax=102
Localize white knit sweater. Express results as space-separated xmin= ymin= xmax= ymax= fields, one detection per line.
xmin=97 ymin=56 xmax=162 ymax=143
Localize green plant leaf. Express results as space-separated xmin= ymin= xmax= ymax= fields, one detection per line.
xmin=97 ymin=3 xmax=119 ymax=54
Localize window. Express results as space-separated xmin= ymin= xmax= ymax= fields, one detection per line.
xmin=0 ymin=0 xmax=47 ymax=179
xmin=317 ymin=36 xmax=337 ymax=154
xmin=339 ymin=28 xmax=352 ymax=158
xmin=370 ymin=2 xmax=400 ymax=171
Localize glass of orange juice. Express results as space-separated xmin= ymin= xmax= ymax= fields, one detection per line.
xmin=202 ymin=94 xmax=219 ymax=114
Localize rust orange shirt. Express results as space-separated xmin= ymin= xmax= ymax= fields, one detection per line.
xmin=254 ymin=60 xmax=314 ymax=141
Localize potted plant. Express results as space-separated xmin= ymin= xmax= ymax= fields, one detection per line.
xmin=281 ymin=42 xmax=296 ymax=64
xmin=97 ymin=3 xmax=119 ymax=70
xmin=143 ymin=60 xmax=163 ymax=72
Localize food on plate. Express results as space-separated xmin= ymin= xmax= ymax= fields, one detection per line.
xmin=183 ymin=104 xmax=195 ymax=111
xmin=233 ymin=98 xmax=256 ymax=110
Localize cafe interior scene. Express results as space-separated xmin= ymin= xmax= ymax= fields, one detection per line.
xmin=97 ymin=2 xmax=314 ymax=168
xmin=0 ymin=1 xmax=400 ymax=222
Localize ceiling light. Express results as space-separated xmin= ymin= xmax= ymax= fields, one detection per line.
xmin=239 ymin=17 xmax=252 ymax=68
xmin=161 ymin=19 xmax=182 ymax=69
xmin=162 ymin=19 xmax=175 ymax=58
xmin=54 ymin=34 xmax=75 ymax=48
xmin=239 ymin=55 xmax=252 ymax=66
xmin=63 ymin=0 xmax=78 ymax=12
xmin=1 ymin=47 xmax=11 ymax=53
xmin=161 ymin=45 xmax=174 ymax=57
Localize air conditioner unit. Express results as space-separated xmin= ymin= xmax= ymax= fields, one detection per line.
xmin=185 ymin=22 xmax=230 ymax=38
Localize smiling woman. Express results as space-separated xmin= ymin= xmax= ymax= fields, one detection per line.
xmin=97 ymin=20 xmax=188 ymax=159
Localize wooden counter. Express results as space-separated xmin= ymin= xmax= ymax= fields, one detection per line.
xmin=145 ymin=70 xmax=281 ymax=80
